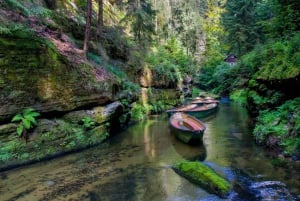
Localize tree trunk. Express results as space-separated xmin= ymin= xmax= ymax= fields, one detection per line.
xmin=154 ymin=0 xmax=157 ymax=35
xmin=97 ymin=0 xmax=109 ymax=61
xmin=97 ymin=0 xmax=103 ymax=37
xmin=83 ymin=0 xmax=92 ymax=59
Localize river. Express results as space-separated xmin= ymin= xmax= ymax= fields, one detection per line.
xmin=0 ymin=103 xmax=299 ymax=201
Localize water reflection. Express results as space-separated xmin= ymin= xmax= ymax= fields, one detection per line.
xmin=0 ymin=104 xmax=299 ymax=201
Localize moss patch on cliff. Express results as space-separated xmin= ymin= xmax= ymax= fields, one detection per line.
xmin=173 ymin=160 xmax=231 ymax=198
xmin=0 ymin=25 xmax=117 ymax=122
xmin=0 ymin=118 xmax=109 ymax=171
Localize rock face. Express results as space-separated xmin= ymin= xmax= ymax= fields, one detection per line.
xmin=138 ymin=66 xmax=178 ymax=88
xmin=0 ymin=31 xmax=117 ymax=123
xmin=0 ymin=101 xmax=126 ymax=171
xmin=0 ymin=29 xmax=133 ymax=170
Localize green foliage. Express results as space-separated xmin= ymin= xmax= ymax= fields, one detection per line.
xmin=29 ymin=6 xmax=53 ymax=18
xmin=2 ymin=0 xmax=52 ymax=19
xmin=248 ymin=90 xmax=268 ymax=106
xmin=121 ymin=79 xmax=140 ymax=93
xmin=197 ymin=62 xmax=238 ymax=95
xmin=253 ymin=98 xmax=300 ymax=155
xmin=258 ymin=0 xmax=300 ymax=39
xmin=131 ymin=103 xmax=147 ymax=121
xmin=233 ymin=32 xmax=300 ymax=82
xmin=11 ymin=108 xmax=40 ymax=137
xmin=271 ymin=157 xmax=287 ymax=168
xmin=146 ymin=37 xmax=197 ymax=86
xmin=281 ymin=138 xmax=300 ymax=156
xmin=191 ymin=87 xmax=201 ymax=98
xmin=3 ymin=0 xmax=31 ymax=16
xmin=122 ymin=0 xmax=155 ymax=45
xmin=230 ymin=89 xmax=248 ymax=105
xmin=0 ymin=24 xmax=34 ymax=38
xmin=81 ymin=117 xmax=96 ymax=130
xmin=255 ymin=39 xmax=300 ymax=80
xmin=0 ymin=26 xmax=11 ymax=35
xmin=222 ymin=0 xmax=261 ymax=55
xmin=203 ymin=33 xmax=299 ymax=109
xmin=0 ymin=139 xmax=25 ymax=162
xmin=148 ymin=101 xmax=166 ymax=114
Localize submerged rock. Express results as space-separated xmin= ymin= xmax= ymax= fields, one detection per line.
xmin=249 ymin=181 xmax=295 ymax=201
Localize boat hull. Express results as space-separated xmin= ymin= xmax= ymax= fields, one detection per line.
xmin=170 ymin=126 xmax=204 ymax=144
xmin=166 ymin=104 xmax=198 ymax=117
xmin=169 ymin=112 xmax=206 ymax=144
xmin=184 ymin=106 xmax=218 ymax=119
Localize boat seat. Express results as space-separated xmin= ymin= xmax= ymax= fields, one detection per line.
xmin=185 ymin=121 xmax=201 ymax=131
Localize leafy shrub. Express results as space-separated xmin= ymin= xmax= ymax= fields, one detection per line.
xmin=131 ymin=103 xmax=147 ymax=121
xmin=146 ymin=37 xmax=197 ymax=86
xmin=30 ymin=6 xmax=53 ymax=18
xmin=11 ymin=108 xmax=40 ymax=139
xmin=253 ymin=98 xmax=300 ymax=155
xmin=0 ymin=24 xmax=34 ymax=38
xmin=4 ymin=0 xmax=30 ymax=16
xmin=191 ymin=87 xmax=202 ymax=98
xmin=81 ymin=117 xmax=96 ymax=130
xmin=230 ymin=89 xmax=248 ymax=105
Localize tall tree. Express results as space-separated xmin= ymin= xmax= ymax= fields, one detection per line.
xmin=203 ymin=0 xmax=227 ymax=63
xmin=122 ymin=0 xmax=155 ymax=46
xmin=97 ymin=0 xmax=104 ymax=37
xmin=269 ymin=0 xmax=300 ymax=38
xmin=83 ymin=0 xmax=92 ymax=59
xmin=222 ymin=0 xmax=260 ymax=56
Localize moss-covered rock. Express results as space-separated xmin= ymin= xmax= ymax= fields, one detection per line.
xmin=0 ymin=118 xmax=109 ymax=171
xmin=63 ymin=101 xmax=123 ymax=124
xmin=138 ymin=66 xmax=179 ymax=89
xmin=0 ymin=29 xmax=118 ymax=123
xmin=173 ymin=160 xmax=232 ymax=198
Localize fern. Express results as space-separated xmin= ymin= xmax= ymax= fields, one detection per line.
xmin=11 ymin=108 xmax=40 ymax=138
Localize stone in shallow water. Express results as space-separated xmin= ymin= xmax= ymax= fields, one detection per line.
xmin=250 ymin=181 xmax=295 ymax=201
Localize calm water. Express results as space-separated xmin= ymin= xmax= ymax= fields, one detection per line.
xmin=0 ymin=103 xmax=299 ymax=201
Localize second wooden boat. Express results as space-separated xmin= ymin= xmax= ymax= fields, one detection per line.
xmin=190 ymin=98 xmax=219 ymax=106
xmin=184 ymin=103 xmax=218 ymax=119
xmin=166 ymin=104 xmax=198 ymax=117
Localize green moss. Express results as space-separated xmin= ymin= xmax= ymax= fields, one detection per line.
xmin=0 ymin=119 xmax=110 ymax=168
xmin=173 ymin=161 xmax=231 ymax=198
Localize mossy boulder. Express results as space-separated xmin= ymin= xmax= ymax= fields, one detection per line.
xmin=173 ymin=161 xmax=232 ymax=198
xmin=63 ymin=101 xmax=123 ymax=124
xmin=0 ymin=118 xmax=109 ymax=171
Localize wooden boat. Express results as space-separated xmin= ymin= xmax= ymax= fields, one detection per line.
xmin=190 ymin=98 xmax=219 ymax=106
xmin=166 ymin=104 xmax=198 ymax=117
xmin=184 ymin=103 xmax=218 ymax=119
xmin=169 ymin=112 xmax=206 ymax=144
